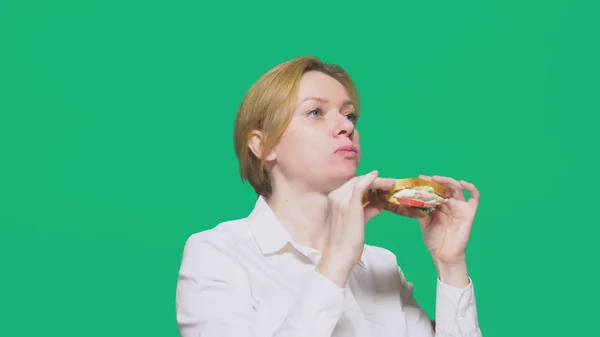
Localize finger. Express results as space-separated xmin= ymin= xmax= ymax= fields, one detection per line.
xmin=432 ymin=175 xmax=466 ymax=201
xmin=436 ymin=203 xmax=453 ymax=218
xmin=333 ymin=174 xmax=363 ymax=198
xmin=363 ymin=203 xmax=383 ymax=224
xmin=364 ymin=177 xmax=396 ymax=205
xmin=356 ymin=170 xmax=379 ymax=188
xmin=351 ymin=170 xmax=379 ymax=204
xmin=460 ymin=180 xmax=480 ymax=209
xmin=371 ymin=177 xmax=396 ymax=191
xmin=360 ymin=177 xmax=395 ymax=205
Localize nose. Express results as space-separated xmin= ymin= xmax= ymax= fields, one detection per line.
xmin=332 ymin=113 xmax=355 ymax=138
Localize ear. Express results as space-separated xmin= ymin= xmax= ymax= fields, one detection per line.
xmin=248 ymin=130 xmax=277 ymax=162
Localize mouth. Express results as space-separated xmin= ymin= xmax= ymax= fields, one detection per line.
xmin=334 ymin=145 xmax=358 ymax=155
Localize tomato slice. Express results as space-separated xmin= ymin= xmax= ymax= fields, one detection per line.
xmin=395 ymin=197 xmax=433 ymax=208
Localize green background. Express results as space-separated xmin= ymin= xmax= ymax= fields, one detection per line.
xmin=1 ymin=0 xmax=598 ymax=336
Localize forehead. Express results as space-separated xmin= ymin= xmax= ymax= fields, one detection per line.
xmin=296 ymin=71 xmax=351 ymax=102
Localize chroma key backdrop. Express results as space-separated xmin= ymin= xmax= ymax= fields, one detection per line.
xmin=1 ymin=1 xmax=598 ymax=336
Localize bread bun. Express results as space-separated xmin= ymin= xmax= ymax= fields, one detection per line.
xmin=362 ymin=178 xmax=448 ymax=219
xmin=388 ymin=178 xmax=448 ymax=196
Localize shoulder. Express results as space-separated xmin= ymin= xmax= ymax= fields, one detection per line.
xmin=361 ymin=244 xmax=412 ymax=282
xmin=183 ymin=216 xmax=251 ymax=248
xmin=363 ymin=243 xmax=400 ymax=265
xmin=180 ymin=218 xmax=253 ymax=264
xmin=360 ymin=244 xmax=402 ymax=279
xmin=360 ymin=244 xmax=415 ymax=297
xmin=178 ymin=218 xmax=254 ymax=278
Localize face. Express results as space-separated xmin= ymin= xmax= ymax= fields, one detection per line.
xmin=268 ymin=70 xmax=361 ymax=193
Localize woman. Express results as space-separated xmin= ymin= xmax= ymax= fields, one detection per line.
xmin=176 ymin=56 xmax=483 ymax=337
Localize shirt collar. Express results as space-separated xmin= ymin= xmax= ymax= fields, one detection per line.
xmin=247 ymin=195 xmax=367 ymax=269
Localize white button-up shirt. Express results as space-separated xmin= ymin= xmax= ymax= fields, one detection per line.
xmin=176 ymin=196 xmax=482 ymax=337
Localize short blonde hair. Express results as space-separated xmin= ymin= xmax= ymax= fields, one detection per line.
xmin=233 ymin=56 xmax=360 ymax=197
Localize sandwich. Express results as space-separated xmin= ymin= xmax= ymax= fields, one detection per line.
xmin=362 ymin=178 xmax=448 ymax=218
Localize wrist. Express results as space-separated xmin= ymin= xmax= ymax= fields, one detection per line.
xmin=316 ymin=252 xmax=353 ymax=288
xmin=434 ymin=258 xmax=470 ymax=288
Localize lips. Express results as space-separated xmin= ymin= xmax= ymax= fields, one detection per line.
xmin=335 ymin=145 xmax=358 ymax=154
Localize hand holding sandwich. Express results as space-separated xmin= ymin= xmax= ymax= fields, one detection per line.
xmin=316 ymin=170 xmax=395 ymax=288
xmin=416 ymin=175 xmax=480 ymax=288
xmin=362 ymin=174 xmax=481 ymax=288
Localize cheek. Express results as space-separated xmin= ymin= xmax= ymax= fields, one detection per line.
xmin=279 ymin=126 xmax=319 ymax=149
xmin=274 ymin=130 xmax=325 ymax=164
xmin=278 ymin=135 xmax=320 ymax=158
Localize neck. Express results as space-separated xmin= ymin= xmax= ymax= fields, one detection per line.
xmin=265 ymin=181 xmax=331 ymax=253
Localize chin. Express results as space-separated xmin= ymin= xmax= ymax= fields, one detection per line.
xmin=310 ymin=162 xmax=359 ymax=193
xmin=329 ymin=165 xmax=358 ymax=184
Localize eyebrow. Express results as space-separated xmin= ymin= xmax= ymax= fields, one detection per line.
xmin=296 ymin=97 xmax=355 ymax=109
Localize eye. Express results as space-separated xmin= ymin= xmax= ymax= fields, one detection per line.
xmin=307 ymin=108 xmax=323 ymax=118
xmin=345 ymin=113 xmax=358 ymax=123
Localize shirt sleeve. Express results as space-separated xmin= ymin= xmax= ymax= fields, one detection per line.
xmin=175 ymin=233 xmax=346 ymax=337
xmin=434 ymin=277 xmax=482 ymax=337
xmin=396 ymin=267 xmax=482 ymax=337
